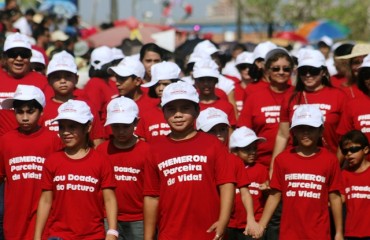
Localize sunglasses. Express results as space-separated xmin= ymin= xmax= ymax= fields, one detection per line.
xmin=237 ymin=63 xmax=253 ymax=71
xmin=270 ymin=66 xmax=292 ymax=73
xmin=298 ymin=66 xmax=322 ymax=76
xmin=341 ymin=146 xmax=363 ymax=155
xmin=6 ymin=49 xmax=32 ymax=59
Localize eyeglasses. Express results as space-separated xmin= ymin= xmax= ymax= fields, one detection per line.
xmin=341 ymin=146 xmax=363 ymax=155
xmin=270 ymin=66 xmax=292 ymax=73
xmin=5 ymin=49 xmax=32 ymax=59
xmin=298 ymin=66 xmax=322 ymax=76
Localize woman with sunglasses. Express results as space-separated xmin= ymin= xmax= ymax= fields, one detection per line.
xmin=337 ymin=54 xmax=370 ymax=151
xmin=272 ymin=49 xmax=347 ymax=173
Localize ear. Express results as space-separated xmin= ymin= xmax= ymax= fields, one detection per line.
xmin=86 ymin=122 xmax=92 ymax=133
xmin=135 ymin=77 xmax=143 ymax=86
xmin=363 ymin=145 xmax=369 ymax=155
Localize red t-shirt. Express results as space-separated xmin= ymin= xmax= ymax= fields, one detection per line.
xmin=330 ymin=75 xmax=347 ymax=88
xmin=234 ymin=82 xmax=246 ymax=116
xmin=244 ymin=80 xmax=269 ymax=99
xmin=338 ymin=84 xmax=363 ymax=99
xmin=270 ymin=148 xmax=343 ymax=240
xmin=0 ymin=109 xmax=17 ymax=136
xmin=0 ymin=128 xmax=62 ymax=240
xmin=337 ymin=96 xmax=370 ymax=141
xmin=135 ymin=106 xmax=170 ymax=141
xmin=280 ymin=87 xmax=347 ymax=153
xmin=199 ymin=99 xmax=237 ymax=127
xmin=238 ymin=87 xmax=293 ymax=167
xmin=143 ymin=132 xmax=236 ymax=240
xmin=229 ymin=162 xmax=268 ymax=229
xmin=134 ymin=93 xmax=160 ymax=118
xmin=342 ymin=166 xmax=370 ymax=237
xmin=96 ymin=140 xmax=150 ymax=221
xmin=41 ymin=149 xmax=116 ymax=239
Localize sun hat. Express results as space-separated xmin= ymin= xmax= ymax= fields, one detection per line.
xmin=196 ymin=107 xmax=229 ymax=132
xmin=336 ymin=43 xmax=370 ymax=59
xmin=264 ymin=47 xmax=291 ymax=63
xmin=142 ymin=61 xmax=181 ymax=88
xmin=47 ymin=50 xmax=77 ymax=75
xmin=90 ymin=46 xmax=113 ymax=70
xmin=290 ymin=104 xmax=324 ymax=129
xmin=193 ymin=40 xmax=220 ymax=56
xmin=229 ymin=126 xmax=266 ymax=149
xmin=235 ymin=51 xmax=254 ymax=66
xmin=30 ymin=49 xmax=46 ymax=65
xmin=161 ymin=81 xmax=199 ymax=107
xmin=105 ymin=96 xmax=139 ymax=126
xmin=51 ymin=30 xmax=69 ymax=42
xmin=297 ymin=49 xmax=326 ymax=68
xmin=73 ymin=40 xmax=89 ymax=57
xmin=108 ymin=56 xmax=145 ymax=78
xmin=252 ymin=41 xmax=277 ymax=61
xmin=193 ymin=59 xmax=220 ymax=79
xmin=3 ymin=32 xmax=31 ymax=51
xmin=1 ymin=84 xmax=45 ymax=109
xmin=53 ymin=99 xmax=93 ymax=124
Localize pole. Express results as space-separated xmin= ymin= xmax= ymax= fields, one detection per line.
xmin=236 ymin=0 xmax=242 ymax=41
xmin=111 ymin=0 xmax=118 ymax=22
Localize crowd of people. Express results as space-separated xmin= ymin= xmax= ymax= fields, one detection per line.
xmin=0 ymin=1 xmax=369 ymax=240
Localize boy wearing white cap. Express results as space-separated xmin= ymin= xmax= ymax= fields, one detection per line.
xmin=258 ymin=104 xmax=343 ymax=239
xmin=135 ymin=61 xmax=181 ymax=141
xmin=143 ymin=82 xmax=236 ymax=240
xmin=42 ymin=51 xmax=105 ymax=146
xmin=34 ymin=100 xmax=118 ymax=240
xmin=97 ymin=96 xmax=150 ymax=239
xmin=0 ymin=85 xmax=62 ymax=239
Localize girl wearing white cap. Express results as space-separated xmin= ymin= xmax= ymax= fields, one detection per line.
xmin=34 ymin=100 xmax=118 ymax=240
xmin=272 ymin=49 xmax=347 ymax=172
xmin=139 ymin=43 xmax=163 ymax=83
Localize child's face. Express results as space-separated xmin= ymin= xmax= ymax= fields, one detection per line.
xmin=155 ymin=80 xmax=172 ymax=98
xmin=58 ymin=120 xmax=90 ymax=150
xmin=291 ymin=125 xmax=322 ymax=148
xmin=194 ymin=77 xmax=217 ymax=96
xmin=110 ymin=122 xmax=136 ymax=144
xmin=208 ymin=123 xmax=229 ymax=145
xmin=116 ymin=75 xmax=140 ymax=97
xmin=235 ymin=142 xmax=258 ymax=165
xmin=48 ymin=71 xmax=77 ymax=96
xmin=341 ymin=141 xmax=369 ymax=169
xmin=163 ymin=100 xmax=198 ymax=134
xmin=15 ymin=105 xmax=42 ymax=134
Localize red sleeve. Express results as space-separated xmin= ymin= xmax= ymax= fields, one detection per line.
xmin=143 ymin=148 xmax=161 ymax=196
xmin=135 ymin=116 xmax=147 ymax=139
xmin=41 ymin=157 xmax=54 ymax=190
xmin=327 ymin=153 xmax=343 ymax=193
xmin=231 ymin=154 xmax=251 ymax=188
xmin=279 ymin=93 xmax=291 ymax=123
xmin=215 ymin=142 xmax=237 ymax=185
xmin=269 ymin=153 xmax=284 ymax=191
xmin=99 ymin=152 xmax=116 ymax=189
xmin=336 ymin=101 xmax=353 ymax=137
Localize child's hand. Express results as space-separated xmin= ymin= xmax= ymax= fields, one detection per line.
xmin=206 ymin=221 xmax=225 ymax=240
xmin=105 ymin=235 xmax=117 ymax=240
xmin=259 ymin=181 xmax=270 ymax=191
xmin=244 ymin=220 xmax=264 ymax=239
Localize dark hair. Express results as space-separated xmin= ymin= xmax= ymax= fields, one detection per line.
xmin=88 ymin=62 xmax=112 ymax=78
xmin=231 ymin=43 xmax=247 ymax=53
xmin=339 ymin=130 xmax=369 ymax=150
xmin=148 ymin=78 xmax=180 ymax=98
xmin=84 ymin=121 xmax=95 ymax=148
xmin=13 ymin=99 xmax=43 ymax=111
xmin=264 ymin=52 xmax=294 ymax=70
xmin=139 ymin=43 xmax=163 ymax=61
xmin=32 ymin=26 xmax=49 ymax=41
xmin=357 ymin=67 xmax=370 ymax=96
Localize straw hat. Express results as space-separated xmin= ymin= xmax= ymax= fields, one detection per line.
xmin=336 ymin=43 xmax=370 ymax=59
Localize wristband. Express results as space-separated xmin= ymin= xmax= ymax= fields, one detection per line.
xmin=107 ymin=229 xmax=119 ymax=237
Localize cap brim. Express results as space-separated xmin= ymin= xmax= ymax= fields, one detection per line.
xmin=108 ymin=66 xmax=133 ymax=77
xmin=290 ymin=122 xmax=322 ymax=129
xmin=52 ymin=115 xmax=90 ymax=124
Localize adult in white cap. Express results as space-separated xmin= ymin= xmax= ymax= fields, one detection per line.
xmin=30 ymin=49 xmax=46 ymax=75
xmin=317 ymin=36 xmax=336 ymax=76
xmin=144 ymin=81 xmax=235 ymax=240
xmin=259 ymin=104 xmax=343 ymax=240
xmin=272 ymin=49 xmax=347 ymax=173
xmin=34 ymin=99 xmax=118 ymax=240
xmin=135 ymin=61 xmax=181 ymax=141
xmin=97 ymin=96 xmax=148 ymax=239
xmin=0 ymin=32 xmax=50 ymax=105
xmin=139 ymin=43 xmax=164 ymax=83
xmin=0 ymin=84 xmax=61 ymax=240
xmin=337 ymin=54 xmax=370 ymax=146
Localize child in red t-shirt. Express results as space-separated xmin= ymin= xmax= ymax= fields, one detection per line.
xmin=258 ymin=104 xmax=344 ymax=240
xmin=339 ymin=130 xmax=370 ymax=239
xmin=97 ymin=96 xmax=150 ymax=239
xmin=0 ymin=85 xmax=62 ymax=240
xmin=143 ymin=82 xmax=236 ymax=240
xmin=34 ymin=100 xmax=118 ymax=240
xmin=228 ymin=126 xmax=269 ymax=239
xmin=196 ymin=108 xmax=263 ymax=238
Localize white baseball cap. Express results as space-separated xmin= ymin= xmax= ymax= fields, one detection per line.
xmin=359 ymin=54 xmax=370 ymax=68
xmin=51 ymin=30 xmax=69 ymax=42
xmin=235 ymin=51 xmax=254 ymax=66
xmin=229 ymin=126 xmax=266 ymax=149
xmin=161 ymin=81 xmax=199 ymax=107
xmin=318 ymin=36 xmax=333 ymax=47
xmin=30 ymin=49 xmax=46 ymax=65
xmin=90 ymin=46 xmax=113 ymax=70
xmin=53 ymin=100 xmax=93 ymax=124
xmin=193 ymin=59 xmax=220 ymax=79
xmin=4 ymin=33 xmax=32 ymax=51
xmin=193 ymin=40 xmax=220 ymax=56
xmin=196 ymin=107 xmax=229 ymax=132
xmin=264 ymin=47 xmax=291 ymax=63
xmin=297 ymin=49 xmax=326 ymax=68
xmin=47 ymin=51 xmax=77 ymax=75
xmin=112 ymin=47 xmax=125 ymax=61
xmin=1 ymin=84 xmax=46 ymax=109
xmin=290 ymin=104 xmax=324 ymax=129
xmin=187 ymin=51 xmax=206 ymax=64
xmin=142 ymin=61 xmax=181 ymax=88
xmin=108 ymin=56 xmax=145 ymax=79
xmin=105 ymin=96 xmax=139 ymax=126
xmin=252 ymin=41 xmax=277 ymax=61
